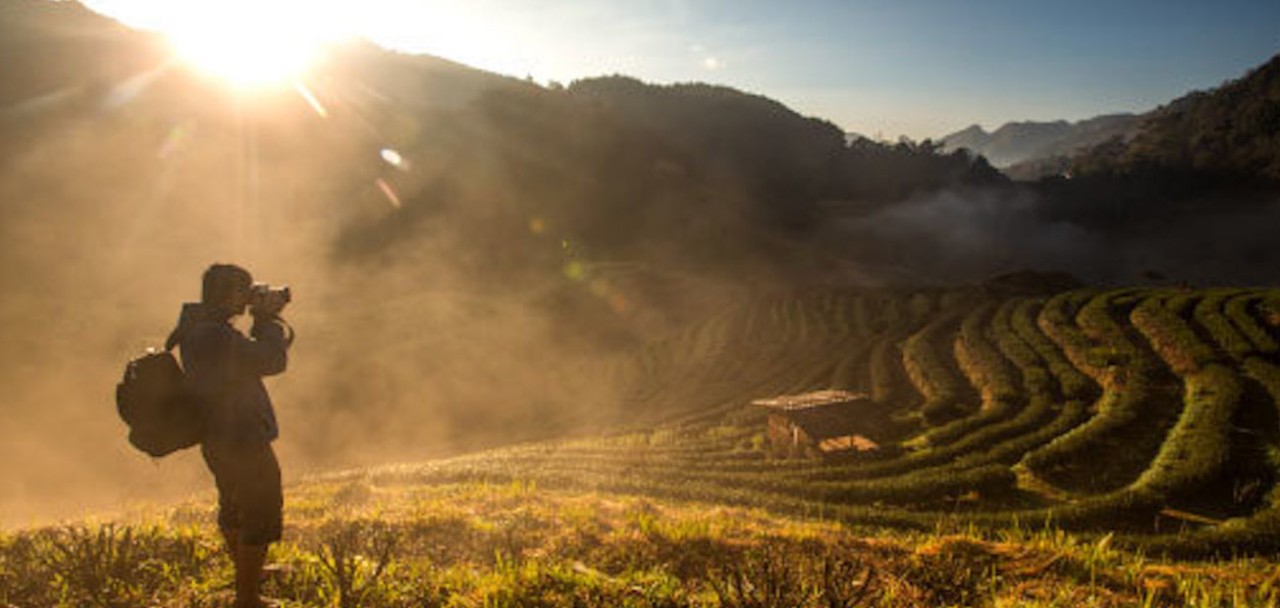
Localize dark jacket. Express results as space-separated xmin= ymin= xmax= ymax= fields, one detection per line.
xmin=169 ymin=303 xmax=290 ymax=445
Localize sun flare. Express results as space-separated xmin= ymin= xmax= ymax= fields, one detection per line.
xmin=157 ymin=2 xmax=346 ymax=89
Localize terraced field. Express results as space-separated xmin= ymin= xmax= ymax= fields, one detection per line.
xmin=390 ymin=286 xmax=1280 ymax=558
xmin=7 ymin=285 xmax=1280 ymax=607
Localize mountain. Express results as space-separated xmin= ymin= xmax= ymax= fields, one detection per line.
xmin=941 ymin=114 xmax=1139 ymax=170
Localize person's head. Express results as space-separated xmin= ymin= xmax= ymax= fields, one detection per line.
xmin=202 ymin=263 xmax=253 ymax=318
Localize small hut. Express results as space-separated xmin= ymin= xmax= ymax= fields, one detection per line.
xmin=753 ymin=390 xmax=881 ymax=459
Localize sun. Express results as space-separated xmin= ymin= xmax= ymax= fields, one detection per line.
xmin=156 ymin=2 xmax=347 ymax=89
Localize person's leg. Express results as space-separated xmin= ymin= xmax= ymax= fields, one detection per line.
xmin=234 ymin=543 xmax=270 ymax=608
xmin=234 ymin=443 xmax=284 ymax=607
xmin=202 ymin=444 xmax=244 ymax=563
xmin=219 ymin=526 xmax=240 ymax=560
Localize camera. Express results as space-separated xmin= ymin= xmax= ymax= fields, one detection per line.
xmin=249 ymin=283 xmax=291 ymax=315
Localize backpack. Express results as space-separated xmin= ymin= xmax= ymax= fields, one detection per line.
xmin=116 ymin=348 xmax=204 ymax=457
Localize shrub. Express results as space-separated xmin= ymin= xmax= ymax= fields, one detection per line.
xmin=0 ymin=524 xmax=215 ymax=608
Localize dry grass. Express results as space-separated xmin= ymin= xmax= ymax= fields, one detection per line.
xmin=5 ymin=479 xmax=1278 ymax=607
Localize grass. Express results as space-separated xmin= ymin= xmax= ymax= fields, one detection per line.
xmin=7 ymin=482 xmax=1280 ymax=608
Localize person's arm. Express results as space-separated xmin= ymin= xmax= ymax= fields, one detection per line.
xmin=234 ymin=316 xmax=290 ymax=376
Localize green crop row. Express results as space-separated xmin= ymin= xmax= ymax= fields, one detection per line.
xmin=1162 ymin=291 xmax=1198 ymax=315
xmin=1133 ymin=357 xmax=1280 ymax=556
xmin=956 ymin=302 xmax=1021 ymax=403
xmin=1226 ymin=294 xmax=1279 ymax=355
xmin=828 ymin=322 xmax=874 ymax=390
xmin=869 ymin=336 xmax=913 ymax=406
xmin=901 ymin=309 xmax=973 ymax=424
xmin=1021 ymin=292 xmax=1182 ymax=493
xmin=470 ymin=414 xmax=1038 ymax=512
xmin=1037 ymin=290 xmax=1109 ymax=384
xmin=912 ymin=394 xmax=1018 ymax=450
xmin=990 ymin=300 xmax=1053 ymax=396
xmin=845 ymin=397 xmax=1083 ymax=487
xmin=962 ymin=399 xmax=1089 ymax=469
xmin=515 ymin=286 xmax=1280 ymax=554
xmin=1131 ymin=294 xmax=1216 ymax=375
xmin=1131 ymin=363 xmax=1242 ymax=496
xmin=446 ymin=442 xmax=1019 ymax=511
xmin=1014 ymin=300 xmax=1097 ymax=401
xmin=912 ymin=302 xmax=1026 ymax=448
xmin=1016 ymin=383 xmax=1152 ymax=494
xmin=809 ymin=463 xmax=1017 ymax=506
xmin=1075 ymin=289 xmax=1147 ymax=376
xmin=793 ymin=393 xmax=1069 ymax=484
xmin=1193 ymin=291 xmax=1256 ymax=360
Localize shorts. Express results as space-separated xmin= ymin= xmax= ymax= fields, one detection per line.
xmin=201 ymin=440 xmax=283 ymax=546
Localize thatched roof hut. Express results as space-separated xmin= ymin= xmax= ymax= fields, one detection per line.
xmin=753 ymin=390 xmax=884 ymax=459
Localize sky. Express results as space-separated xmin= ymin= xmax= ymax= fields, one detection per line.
xmin=84 ymin=0 xmax=1280 ymax=140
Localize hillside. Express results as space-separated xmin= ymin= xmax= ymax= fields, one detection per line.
xmin=5 ymin=284 xmax=1280 ymax=606
xmin=946 ymin=52 xmax=1280 ymax=183
xmin=1069 ymin=53 xmax=1280 ymax=181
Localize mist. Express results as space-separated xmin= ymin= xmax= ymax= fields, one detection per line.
xmin=820 ymin=186 xmax=1280 ymax=287
xmin=0 ymin=70 xmax=652 ymax=527
xmin=4 ymin=5 xmax=1280 ymax=528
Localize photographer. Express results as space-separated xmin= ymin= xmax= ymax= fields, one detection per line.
xmin=167 ymin=263 xmax=292 ymax=608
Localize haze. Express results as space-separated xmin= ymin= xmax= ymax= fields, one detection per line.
xmin=2 ymin=0 xmax=1279 ymax=529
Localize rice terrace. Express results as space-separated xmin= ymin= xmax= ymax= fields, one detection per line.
xmin=7 ymin=283 xmax=1280 ymax=606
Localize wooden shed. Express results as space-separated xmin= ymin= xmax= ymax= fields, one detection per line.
xmin=753 ymin=390 xmax=882 ymax=459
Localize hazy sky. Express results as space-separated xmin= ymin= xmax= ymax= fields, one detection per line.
xmin=85 ymin=0 xmax=1280 ymax=139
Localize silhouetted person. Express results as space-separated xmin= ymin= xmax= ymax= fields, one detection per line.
xmin=167 ymin=263 xmax=292 ymax=608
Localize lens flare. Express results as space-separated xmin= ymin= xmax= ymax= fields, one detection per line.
xmin=380 ymin=148 xmax=408 ymax=170
xmin=159 ymin=1 xmax=346 ymax=89
xmin=293 ymin=81 xmax=328 ymax=117
xmin=376 ymin=178 xmax=402 ymax=209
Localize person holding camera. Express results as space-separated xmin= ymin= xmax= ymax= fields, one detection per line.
xmin=167 ymin=263 xmax=293 ymax=608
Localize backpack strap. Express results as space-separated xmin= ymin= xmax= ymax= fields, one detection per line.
xmin=163 ymin=327 xmax=181 ymax=352
xmin=279 ymin=317 xmax=296 ymax=348
xmin=165 ymin=302 xmax=205 ymax=352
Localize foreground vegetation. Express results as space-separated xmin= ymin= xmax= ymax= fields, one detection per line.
xmin=4 ymin=481 xmax=1280 ymax=607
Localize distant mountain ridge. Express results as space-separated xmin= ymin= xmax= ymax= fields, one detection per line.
xmin=941 ymin=113 xmax=1139 ymax=169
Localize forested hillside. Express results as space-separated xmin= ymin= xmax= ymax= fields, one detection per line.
xmin=1069 ymin=53 xmax=1280 ymax=181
